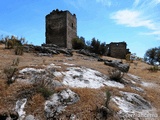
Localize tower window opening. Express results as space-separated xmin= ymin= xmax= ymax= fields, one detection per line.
xmin=72 ymin=23 xmax=74 ymax=28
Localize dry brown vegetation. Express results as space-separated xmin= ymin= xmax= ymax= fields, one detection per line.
xmin=66 ymin=88 xmax=105 ymax=119
xmin=0 ymin=44 xmax=160 ymax=119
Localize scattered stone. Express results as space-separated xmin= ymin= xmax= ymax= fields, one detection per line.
xmin=104 ymin=60 xmax=130 ymax=72
xmin=25 ymin=115 xmax=35 ymax=120
xmin=23 ymin=44 xmax=73 ymax=56
xmin=36 ymin=53 xmax=53 ymax=57
xmin=77 ymin=49 xmax=98 ymax=58
xmin=97 ymin=57 xmax=107 ymax=62
xmin=42 ymin=43 xmax=58 ymax=48
xmin=57 ymin=48 xmax=73 ymax=56
xmin=69 ymin=114 xmax=77 ymax=120
xmin=23 ymin=45 xmax=35 ymax=53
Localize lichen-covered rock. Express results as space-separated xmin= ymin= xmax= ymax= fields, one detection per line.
xmin=78 ymin=49 xmax=98 ymax=58
xmin=44 ymin=89 xmax=79 ymax=119
xmin=104 ymin=60 xmax=130 ymax=72
xmin=15 ymin=98 xmax=27 ymax=120
xmin=112 ymin=91 xmax=158 ymax=120
xmin=17 ymin=65 xmax=63 ymax=88
xmin=25 ymin=115 xmax=35 ymax=120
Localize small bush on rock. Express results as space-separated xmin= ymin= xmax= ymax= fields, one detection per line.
xmin=36 ymin=86 xmax=54 ymax=99
xmin=4 ymin=66 xmax=17 ymax=85
xmin=34 ymin=79 xmax=54 ymax=99
xmin=108 ymin=68 xmax=124 ymax=83
xmin=105 ymin=90 xmax=111 ymax=108
xmin=3 ymin=58 xmax=19 ymax=85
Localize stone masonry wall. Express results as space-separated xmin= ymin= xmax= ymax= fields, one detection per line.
xmin=66 ymin=12 xmax=77 ymax=49
xmin=108 ymin=42 xmax=129 ymax=59
xmin=45 ymin=10 xmax=77 ymax=49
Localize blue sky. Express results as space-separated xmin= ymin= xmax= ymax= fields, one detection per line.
xmin=0 ymin=0 xmax=160 ymax=57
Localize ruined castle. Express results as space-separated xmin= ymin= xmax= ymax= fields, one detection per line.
xmin=106 ymin=42 xmax=130 ymax=59
xmin=45 ymin=9 xmax=77 ymax=49
xmin=45 ymin=10 xmax=130 ymax=59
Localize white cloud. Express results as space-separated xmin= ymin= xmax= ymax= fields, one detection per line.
xmin=140 ymin=30 xmax=160 ymax=39
xmin=144 ymin=31 xmax=160 ymax=35
xmin=110 ymin=0 xmax=160 ymax=39
xmin=0 ymin=30 xmax=13 ymax=36
xmin=141 ymin=30 xmax=160 ymax=40
xmin=110 ymin=9 xmax=156 ymax=30
xmin=96 ymin=0 xmax=112 ymax=7
xmin=133 ymin=0 xmax=140 ymax=7
xmin=154 ymin=0 xmax=160 ymax=4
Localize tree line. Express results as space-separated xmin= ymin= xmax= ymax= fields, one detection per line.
xmin=72 ymin=36 xmax=107 ymax=55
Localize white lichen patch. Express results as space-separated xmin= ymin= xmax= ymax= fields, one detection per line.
xmin=112 ymin=91 xmax=158 ymax=119
xmin=15 ymin=98 xmax=27 ymax=120
xmin=63 ymin=63 xmax=75 ymax=66
xmin=19 ymin=68 xmax=45 ymax=74
xmin=62 ymin=67 xmax=124 ymax=89
xmin=44 ymin=89 xmax=79 ymax=119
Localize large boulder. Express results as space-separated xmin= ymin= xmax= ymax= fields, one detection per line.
xmin=104 ymin=60 xmax=130 ymax=72
xmin=34 ymin=45 xmax=73 ymax=56
xmin=112 ymin=91 xmax=155 ymax=120
xmin=34 ymin=46 xmax=59 ymax=54
xmin=78 ymin=49 xmax=98 ymax=58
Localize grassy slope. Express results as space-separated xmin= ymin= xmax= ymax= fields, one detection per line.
xmin=0 ymin=44 xmax=159 ymax=119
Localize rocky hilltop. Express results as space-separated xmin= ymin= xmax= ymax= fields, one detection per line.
xmin=0 ymin=44 xmax=159 ymax=120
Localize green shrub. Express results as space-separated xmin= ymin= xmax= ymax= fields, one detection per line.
xmin=4 ymin=66 xmax=18 ymax=85
xmin=147 ymin=66 xmax=159 ymax=72
xmin=3 ymin=35 xmax=26 ymax=55
xmin=108 ymin=68 xmax=124 ymax=82
xmin=4 ymin=36 xmax=22 ymax=49
xmin=105 ymin=90 xmax=111 ymax=108
xmin=89 ymin=38 xmax=107 ymax=55
xmin=72 ymin=37 xmax=85 ymax=49
xmin=126 ymin=54 xmax=131 ymax=61
xmin=3 ymin=58 xmax=19 ymax=85
xmin=14 ymin=45 xmax=23 ymax=55
xmin=34 ymin=78 xmax=54 ymax=99
xmin=36 ymin=86 xmax=54 ymax=99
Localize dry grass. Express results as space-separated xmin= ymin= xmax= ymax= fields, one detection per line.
xmin=65 ymin=88 xmax=105 ymax=119
xmin=0 ymin=80 xmax=31 ymax=110
xmin=142 ymin=86 xmax=160 ymax=117
xmin=26 ymin=94 xmax=45 ymax=120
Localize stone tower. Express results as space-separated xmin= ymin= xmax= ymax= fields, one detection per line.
xmin=45 ymin=9 xmax=77 ymax=49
